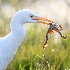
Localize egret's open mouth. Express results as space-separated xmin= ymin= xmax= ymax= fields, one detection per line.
xmin=32 ymin=16 xmax=53 ymax=24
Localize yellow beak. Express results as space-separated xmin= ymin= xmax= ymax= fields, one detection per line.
xmin=32 ymin=16 xmax=53 ymax=25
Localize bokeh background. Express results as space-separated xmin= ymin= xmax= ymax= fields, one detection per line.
xmin=0 ymin=0 xmax=70 ymax=70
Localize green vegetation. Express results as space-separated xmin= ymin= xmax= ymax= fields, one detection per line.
xmin=6 ymin=24 xmax=70 ymax=70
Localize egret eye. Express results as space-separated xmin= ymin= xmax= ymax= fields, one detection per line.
xmin=29 ymin=14 xmax=34 ymax=18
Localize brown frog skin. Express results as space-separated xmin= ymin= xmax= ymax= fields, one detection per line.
xmin=43 ymin=22 xmax=68 ymax=49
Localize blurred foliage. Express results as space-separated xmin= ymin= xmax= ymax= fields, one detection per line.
xmin=6 ymin=24 xmax=70 ymax=70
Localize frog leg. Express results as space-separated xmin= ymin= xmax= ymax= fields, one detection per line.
xmin=57 ymin=29 xmax=68 ymax=39
xmin=43 ymin=27 xmax=52 ymax=49
xmin=59 ymin=25 xmax=63 ymax=30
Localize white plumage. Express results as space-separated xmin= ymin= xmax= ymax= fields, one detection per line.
xmin=0 ymin=9 xmax=40 ymax=70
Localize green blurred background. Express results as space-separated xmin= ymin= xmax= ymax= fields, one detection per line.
xmin=0 ymin=0 xmax=70 ymax=70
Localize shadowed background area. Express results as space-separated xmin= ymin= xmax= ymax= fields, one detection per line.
xmin=0 ymin=0 xmax=70 ymax=70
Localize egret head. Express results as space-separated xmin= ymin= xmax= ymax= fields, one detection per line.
xmin=11 ymin=9 xmax=41 ymax=24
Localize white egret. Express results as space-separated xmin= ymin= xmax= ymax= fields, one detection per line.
xmin=0 ymin=9 xmax=43 ymax=70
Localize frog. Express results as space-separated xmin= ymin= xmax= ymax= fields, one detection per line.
xmin=43 ymin=22 xmax=68 ymax=49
